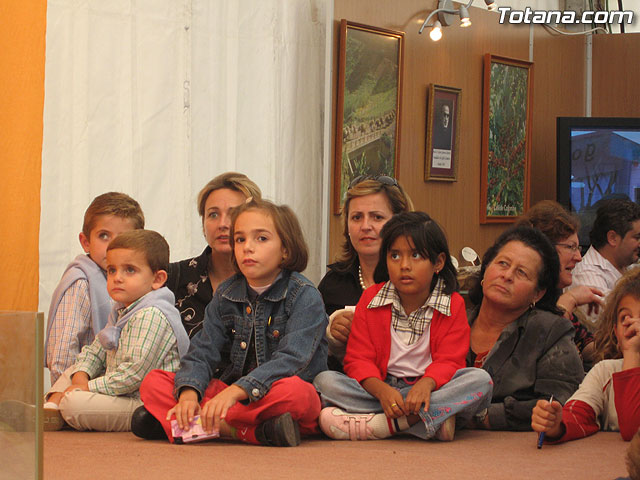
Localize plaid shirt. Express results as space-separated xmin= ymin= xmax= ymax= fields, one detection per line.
xmin=368 ymin=277 xmax=451 ymax=345
xmin=46 ymin=279 xmax=94 ymax=383
xmin=72 ymin=300 xmax=181 ymax=397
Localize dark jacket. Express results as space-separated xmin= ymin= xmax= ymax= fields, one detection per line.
xmin=317 ymin=261 xmax=363 ymax=316
xmin=466 ymin=306 xmax=585 ymax=431
xmin=166 ymin=247 xmax=212 ymax=338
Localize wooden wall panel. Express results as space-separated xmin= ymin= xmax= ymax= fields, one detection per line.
xmin=330 ymin=0 xmax=585 ymax=265
xmin=530 ymin=32 xmax=585 ymax=205
xmin=592 ymin=34 xmax=640 ymax=116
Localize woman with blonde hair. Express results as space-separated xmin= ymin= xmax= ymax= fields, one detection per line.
xmin=318 ymin=175 xmax=413 ymax=368
xmin=166 ymin=172 xmax=261 ymax=337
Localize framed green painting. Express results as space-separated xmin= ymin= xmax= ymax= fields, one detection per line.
xmin=480 ymin=54 xmax=534 ymax=223
xmin=333 ymin=20 xmax=404 ymax=213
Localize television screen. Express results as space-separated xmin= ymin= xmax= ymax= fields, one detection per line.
xmin=557 ymin=117 xmax=640 ymax=247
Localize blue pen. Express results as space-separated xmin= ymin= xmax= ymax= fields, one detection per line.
xmin=537 ymin=395 xmax=554 ymax=449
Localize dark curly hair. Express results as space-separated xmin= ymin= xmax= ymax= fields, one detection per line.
xmin=469 ymin=225 xmax=560 ymax=313
xmin=590 ymin=198 xmax=640 ymax=249
xmin=373 ymin=211 xmax=458 ymax=295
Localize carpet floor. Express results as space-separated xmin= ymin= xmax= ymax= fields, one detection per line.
xmin=42 ymin=429 xmax=628 ymax=479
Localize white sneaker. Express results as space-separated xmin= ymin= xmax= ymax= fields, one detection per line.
xmin=319 ymin=407 xmax=391 ymax=441
xmin=43 ymin=407 xmax=64 ymax=431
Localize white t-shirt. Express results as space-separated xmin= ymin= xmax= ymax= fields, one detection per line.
xmin=567 ymin=358 xmax=623 ymax=431
xmin=386 ymin=324 xmax=432 ymax=379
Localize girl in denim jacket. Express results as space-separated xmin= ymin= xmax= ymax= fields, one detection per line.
xmin=314 ymin=212 xmax=492 ymax=441
xmin=134 ymin=199 xmax=328 ymax=446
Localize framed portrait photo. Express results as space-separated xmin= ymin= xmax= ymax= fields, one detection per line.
xmin=425 ymin=84 xmax=461 ymax=182
xmin=480 ymin=54 xmax=534 ymax=223
xmin=333 ymin=20 xmax=404 ymax=213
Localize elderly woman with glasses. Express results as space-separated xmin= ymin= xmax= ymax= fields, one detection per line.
xmin=518 ymin=200 xmax=604 ymax=368
xmin=318 ymin=175 xmax=413 ymax=369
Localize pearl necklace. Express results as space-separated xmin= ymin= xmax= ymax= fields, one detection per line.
xmin=358 ymin=265 xmax=367 ymax=290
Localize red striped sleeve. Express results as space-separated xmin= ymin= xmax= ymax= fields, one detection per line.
xmin=546 ymin=400 xmax=598 ymax=444
xmin=613 ymin=367 xmax=640 ymax=441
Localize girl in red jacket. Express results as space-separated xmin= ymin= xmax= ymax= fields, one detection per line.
xmin=313 ymin=212 xmax=493 ymax=441
xmin=532 ymin=267 xmax=640 ymax=443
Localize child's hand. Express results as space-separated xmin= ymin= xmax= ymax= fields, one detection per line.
xmin=531 ymin=399 xmax=564 ymax=439
xmin=405 ymin=377 xmax=436 ymax=415
xmin=63 ymin=383 xmax=89 ymax=394
xmin=64 ymin=371 xmax=90 ymax=394
xmin=70 ymin=371 xmax=90 ymax=388
xmin=167 ymin=388 xmax=200 ymax=430
xmin=622 ymin=316 xmax=640 ymax=353
xmin=361 ymin=377 xmax=405 ymax=418
xmin=330 ymin=310 xmax=354 ymax=344
xmin=200 ymin=384 xmax=248 ymax=434
xmin=377 ymin=384 xmax=407 ymax=419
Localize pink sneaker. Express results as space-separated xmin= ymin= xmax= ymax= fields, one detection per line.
xmin=319 ymin=407 xmax=391 ymax=441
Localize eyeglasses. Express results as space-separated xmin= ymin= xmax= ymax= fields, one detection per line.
xmin=555 ymin=243 xmax=580 ymax=253
xmin=349 ymin=175 xmax=399 ymax=189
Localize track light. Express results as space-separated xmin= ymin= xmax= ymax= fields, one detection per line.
xmin=459 ymin=5 xmax=471 ymax=27
xmin=484 ymin=0 xmax=497 ymax=11
xmin=430 ymin=20 xmax=443 ymax=41
xmin=418 ymin=0 xmax=479 ymax=41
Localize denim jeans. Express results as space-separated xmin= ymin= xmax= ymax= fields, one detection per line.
xmin=313 ymin=367 xmax=492 ymax=439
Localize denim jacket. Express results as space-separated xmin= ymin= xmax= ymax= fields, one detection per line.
xmin=174 ymin=270 xmax=328 ymax=402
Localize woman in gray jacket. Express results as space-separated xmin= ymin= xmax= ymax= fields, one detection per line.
xmin=466 ymin=226 xmax=584 ymax=431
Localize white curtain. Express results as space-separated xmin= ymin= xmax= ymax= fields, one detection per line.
xmin=39 ymin=0 xmax=331 ymax=325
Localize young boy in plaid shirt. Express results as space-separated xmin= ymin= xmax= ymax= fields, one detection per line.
xmin=45 ymin=192 xmax=145 ymax=385
xmin=45 ymin=230 xmax=189 ymax=431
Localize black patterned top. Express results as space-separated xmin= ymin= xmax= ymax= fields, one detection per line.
xmin=166 ymin=247 xmax=213 ymax=338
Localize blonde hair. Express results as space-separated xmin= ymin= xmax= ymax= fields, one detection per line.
xmin=197 ymin=172 xmax=262 ymax=218
xmin=229 ymin=199 xmax=308 ymax=273
xmin=337 ymin=178 xmax=413 ymax=268
xmin=594 ymin=268 xmax=640 ymax=361
xmin=83 ymin=192 xmax=145 ymax=237
xmin=107 ymin=230 xmax=170 ymax=273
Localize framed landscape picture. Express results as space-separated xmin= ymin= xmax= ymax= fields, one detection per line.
xmin=480 ymin=54 xmax=534 ymax=223
xmin=425 ymin=84 xmax=461 ymax=181
xmin=333 ymin=20 xmax=404 ymax=213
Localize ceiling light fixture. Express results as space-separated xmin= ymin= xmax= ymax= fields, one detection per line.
xmin=459 ymin=5 xmax=471 ymax=27
xmin=430 ymin=20 xmax=443 ymax=41
xmin=484 ymin=0 xmax=497 ymax=11
xmin=419 ymin=0 xmax=486 ymax=40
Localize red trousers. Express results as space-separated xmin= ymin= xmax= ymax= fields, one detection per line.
xmin=139 ymin=369 xmax=321 ymax=442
